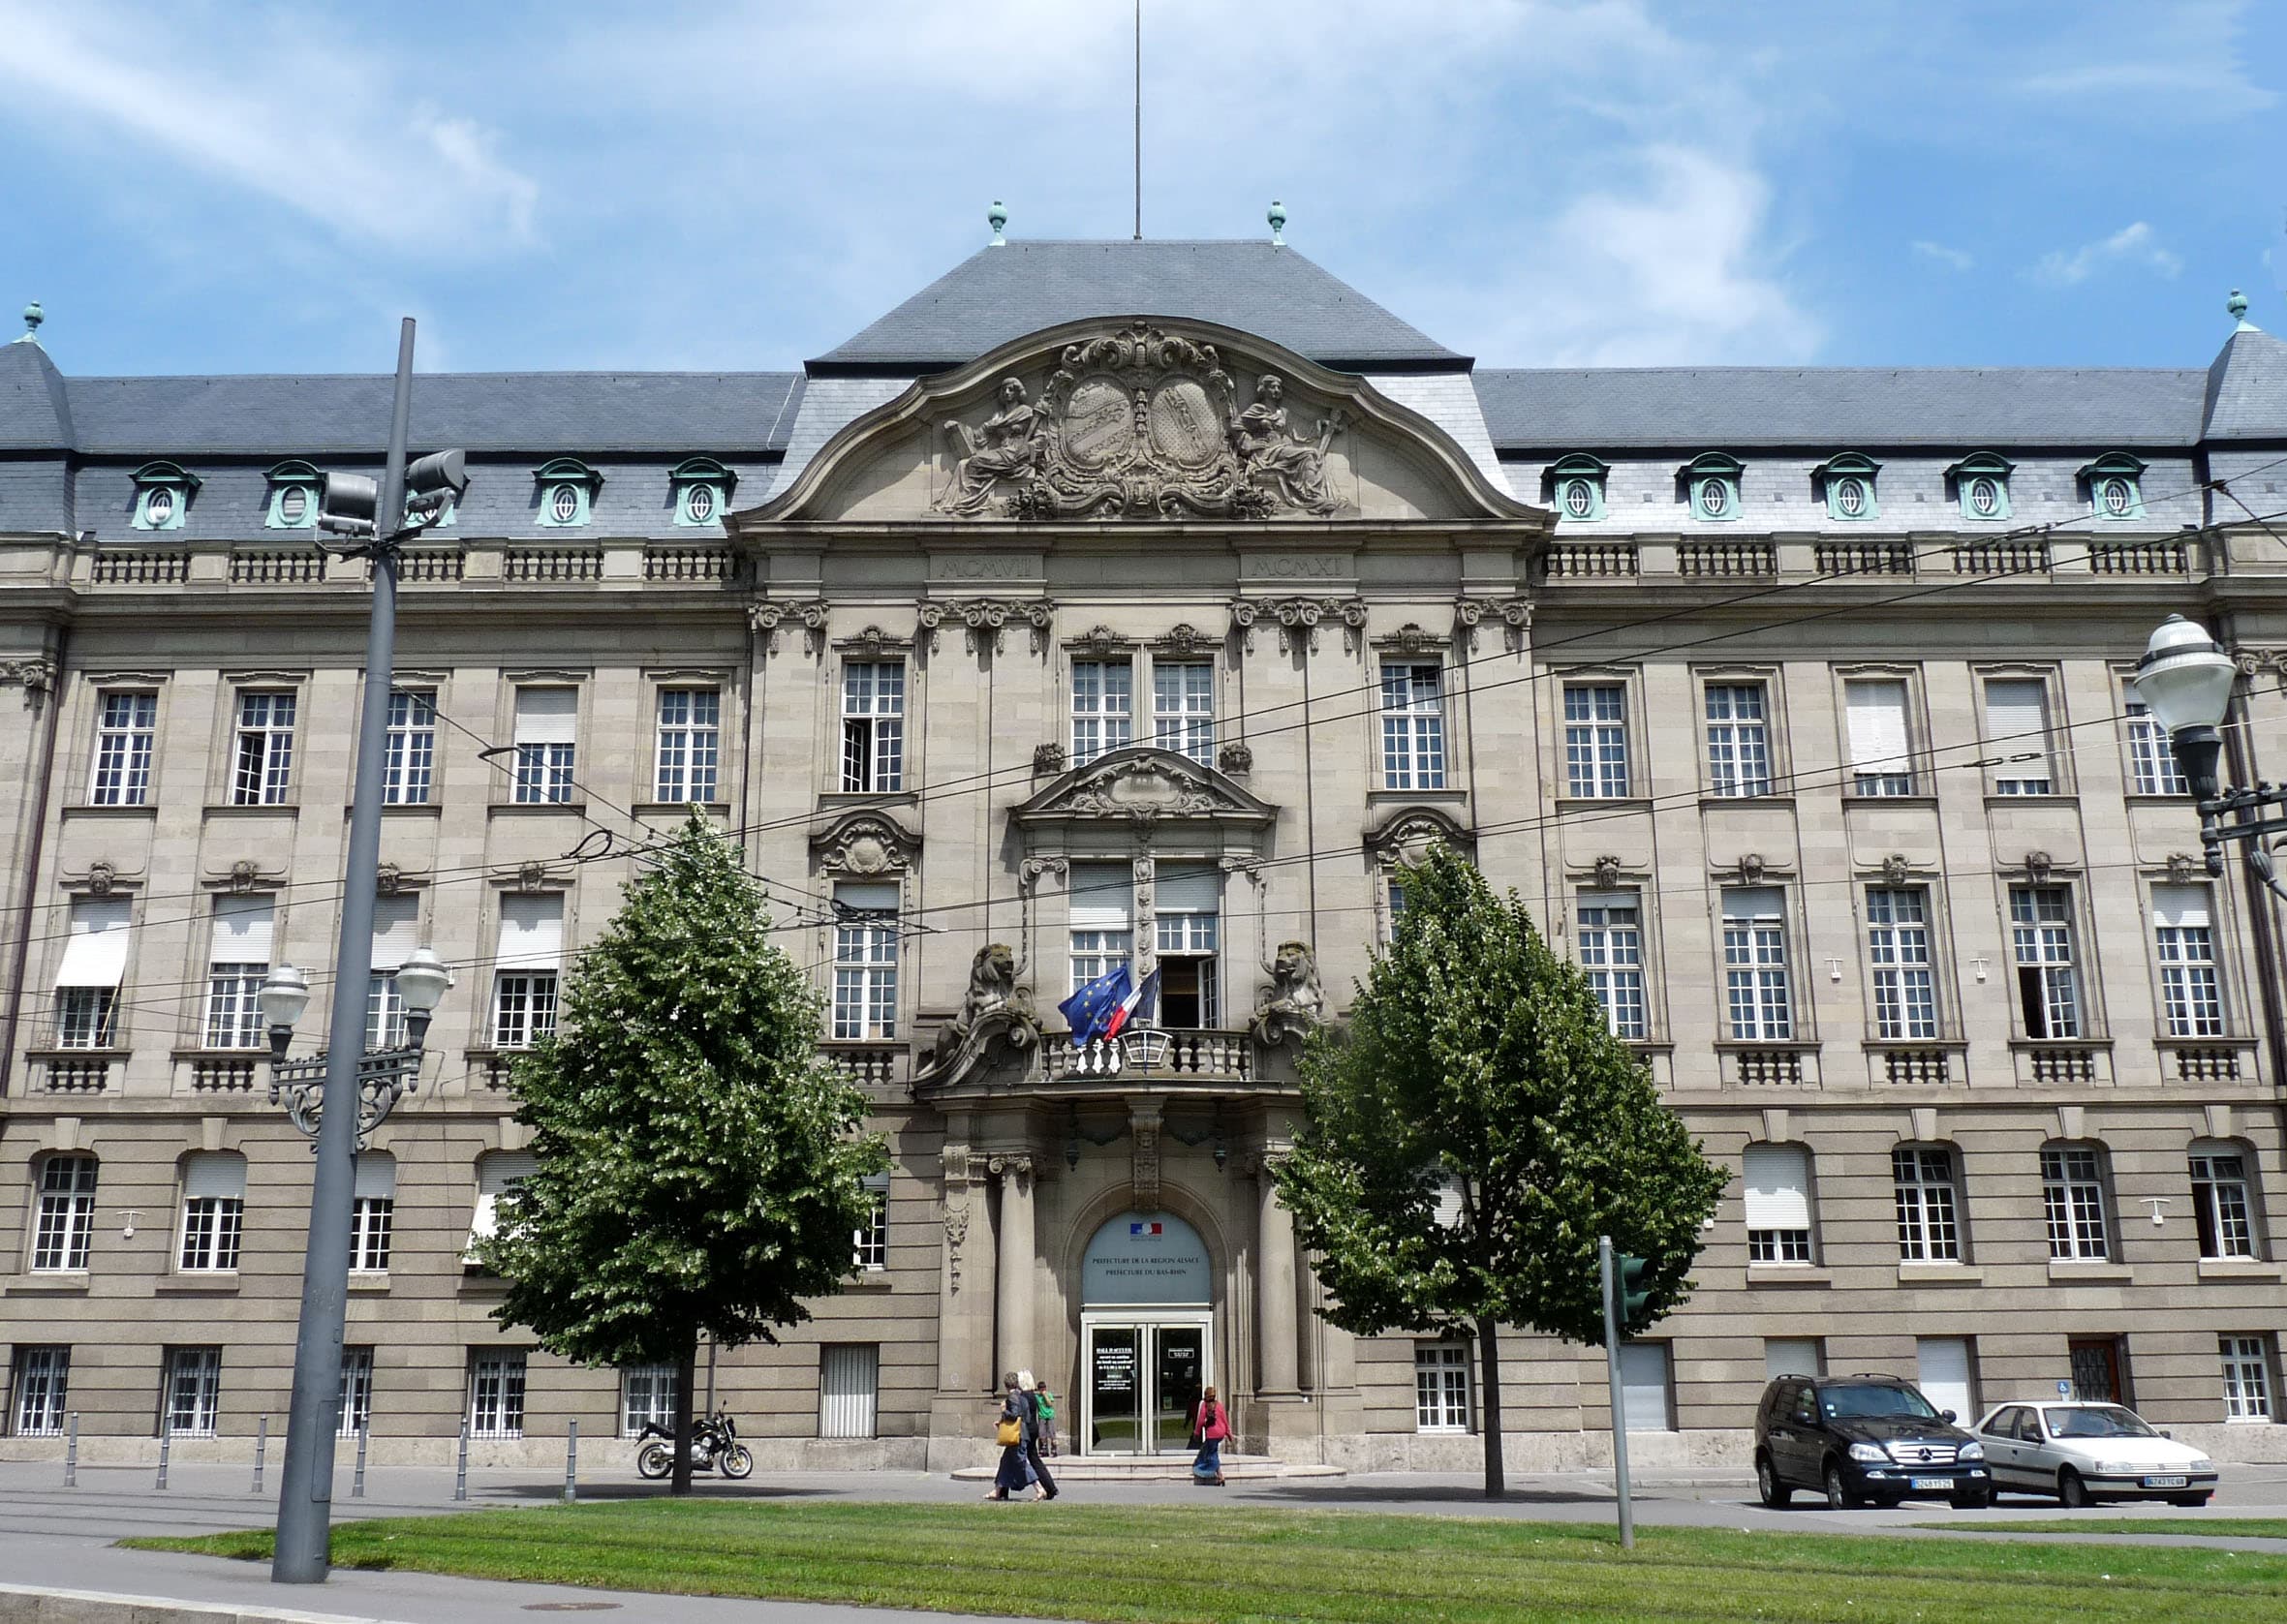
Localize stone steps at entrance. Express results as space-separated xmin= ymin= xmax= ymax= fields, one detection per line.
xmin=951 ymin=1455 xmax=1344 ymax=1482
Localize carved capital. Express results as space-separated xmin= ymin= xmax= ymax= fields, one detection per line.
xmin=748 ymin=597 xmax=829 ymax=657
xmin=922 ymin=597 xmax=1055 ymax=657
xmin=1229 ymin=596 xmax=1368 ymax=655
xmin=1454 ymin=597 xmax=1532 ymax=653
xmin=0 ymin=656 xmax=57 ymax=709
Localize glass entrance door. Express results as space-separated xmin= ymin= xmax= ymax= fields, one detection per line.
xmin=1081 ymin=1315 xmax=1212 ymax=1455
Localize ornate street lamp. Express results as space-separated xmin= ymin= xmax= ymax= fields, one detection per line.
xmin=2133 ymin=614 xmax=2287 ymax=900
xmin=263 ymin=948 xmax=449 ymax=1145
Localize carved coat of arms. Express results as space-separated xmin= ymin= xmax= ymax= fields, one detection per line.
xmin=939 ymin=322 xmax=1348 ymax=520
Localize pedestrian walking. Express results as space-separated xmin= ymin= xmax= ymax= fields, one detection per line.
xmin=1190 ymin=1384 xmax=1229 ymax=1486
xmin=1035 ymin=1383 xmax=1062 ymax=1457
xmin=1018 ymin=1370 xmax=1059 ymax=1499
xmin=986 ymin=1372 xmax=1042 ymax=1501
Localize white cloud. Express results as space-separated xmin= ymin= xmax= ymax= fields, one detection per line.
xmin=2016 ymin=0 xmax=2276 ymax=119
xmin=1913 ymin=240 xmax=1974 ymax=272
xmin=2030 ymin=222 xmax=2184 ymax=288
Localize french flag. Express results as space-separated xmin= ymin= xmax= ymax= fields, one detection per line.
xmin=1057 ymin=963 xmax=1161 ymax=1047
xmin=1129 ymin=1221 xmax=1163 ymax=1237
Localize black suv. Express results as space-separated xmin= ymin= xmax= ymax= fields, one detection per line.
xmin=1754 ymin=1373 xmax=1993 ymax=1509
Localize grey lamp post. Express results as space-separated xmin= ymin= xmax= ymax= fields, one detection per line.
xmin=2133 ymin=614 xmax=2287 ymax=900
xmin=267 ymin=318 xmax=465 ymax=1584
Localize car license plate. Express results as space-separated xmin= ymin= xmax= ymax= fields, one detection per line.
xmin=2142 ymin=1475 xmax=2188 ymax=1489
xmin=1909 ymin=1477 xmax=1952 ymax=1491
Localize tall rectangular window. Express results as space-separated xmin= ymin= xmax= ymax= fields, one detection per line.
xmin=1379 ymin=661 xmax=1446 ymax=790
xmin=493 ymin=895 xmax=563 ymax=1049
xmin=2154 ymin=884 xmax=2224 ymax=1038
xmin=1866 ymin=887 xmax=1937 ymax=1040
xmin=622 ymin=1364 xmax=678 ymax=1437
xmin=162 ymin=1347 xmax=223 ymax=1437
xmin=654 ymin=688 xmax=721 ymax=805
xmin=1414 ymin=1342 xmax=1472 ymax=1432
xmin=466 ymin=1153 xmax=538 ymax=1262
xmin=1563 ymin=684 xmax=1629 ymax=798
xmin=382 ymin=689 xmax=437 ymax=805
xmin=31 ymin=1155 xmax=97 ymax=1272
xmin=2011 ymin=885 xmax=2081 ymax=1039
xmin=2220 ymin=1336 xmax=2274 ymax=1422
xmin=203 ymin=895 xmax=273 ymax=1049
xmin=2125 ymin=695 xmax=2188 ymax=796
xmin=1721 ymin=887 xmax=1793 ymax=1040
xmin=350 ymin=1153 xmax=396 ymax=1272
xmin=852 ymin=1170 xmax=890 ymax=1271
xmin=1843 ymin=678 xmax=1913 ymax=796
xmin=337 ymin=1346 xmax=374 ymax=1437
xmin=178 ymin=1152 xmax=245 ymax=1272
xmin=831 ymin=881 xmax=899 ymax=1041
xmin=54 ymin=896 xmax=129 ymax=1049
xmin=1893 ymin=1147 xmax=1962 ymax=1263
xmin=1576 ymin=891 xmax=1646 ymax=1039
xmin=1985 ymin=677 xmax=2055 ymax=795
xmin=840 ymin=662 xmax=905 ymax=792
xmin=1070 ymin=659 xmax=1132 ymax=767
xmin=511 ymin=688 xmax=577 ymax=804
xmin=1067 ymin=862 xmax=1133 ymax=997
xmin=2041 ymin=1146 xmax=2113 ymax=1261
xmin=89 ymin=691 xmax=157 ymax=806
xmin=1705 ymin=682 xmax=1772 ymax=797
xmin=1156 ymin=863 xmax=1221 ymax=1027
xmin=11 ymin=1346 xmax=70 ymax=1437
xmin=1152 ymin=660 xmax=1215 ymax=766
xmin=468 ymin=1351 xmax=526 ymax=1440
xmin=2191 ymin=1150 xmax=2257 ymax=1261
xmin=819 ymin=1344 xmax=881 ymax=1441
xmin=365 ymin=893 xmax=418 ymax=1050
xmin=231 ymin=691 xmax=296 ymax=806
xmin=1744 ymin=1144 xmax=1814 ymax=1264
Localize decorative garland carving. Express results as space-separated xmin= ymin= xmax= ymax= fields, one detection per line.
xmin=1228 ymin=596 xmax=1369 ymax=655
xmin=1130 ymin=1102 xmax=1163 ymax=1212
xmin=2164 ymin=851 xmax=2200 ymax=883
xmin=810 ymin=809 xmax=917 ymax=876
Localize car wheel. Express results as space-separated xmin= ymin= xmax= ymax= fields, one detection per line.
xmin=2168 ymin=1493 xmax=2210 ymax=1509
xmin=1950 ymin=1486 xmax=1993 ymax=1510
xmin=2057 ymin=1467 xmax=2091 ymax=1509
xmin=1756 ymin=1453 xmax=1792 ymax=1509
xmin=1823 ymin=1460 xmax=1858 ymax=1511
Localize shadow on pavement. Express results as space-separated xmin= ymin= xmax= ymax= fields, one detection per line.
xmin=1247 ymin=1484 xmax=1615 ymax=1507
xmin=489 ymin=1483 xmax=838 ymax=1503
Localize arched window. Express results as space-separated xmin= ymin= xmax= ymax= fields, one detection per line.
xmin=2189 ymin=1142 xmax=2264 ymax=1261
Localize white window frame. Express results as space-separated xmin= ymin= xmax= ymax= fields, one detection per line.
xmin=2041 ymin=1145 xmax=2114 ymax=1261
xmin=2010 ymin=884 xmax=2082 ymax=1040
xmin=1562 ymin=682 xmax=1630 ymax=798
xmin=337 ymin=1346 xmax=374 ymax=1437
xmin=12 ymin=1346 xmax=71 ymax=1437
xmin=622 ymin=1363 xmax=678 ymax=1437
xmin=653 ymin=688 xmax=722 ymax=805
xmin=203 ymin=896 xmax=274 ymax=1051
xmin=382 ymin=689 xmax=437 ymax=805
xmin=1841 ymin=676 xmax=1914 ymax=797
xmin=2154 ymin=885 xmax=2224 ymax=1038
xmin=1152 ymin=659 xmax=1215 ymax=766
xmin=1893 ymin=1146 xmax=1962 ymax=1263
xmin=852 ymin=1171 xmax=889 ymax=1272
xmin=163 ymin=1346 xmax=222 ymax=1437
xmin=350 ymin=1152 xmax=395 ymax=1273
xmin=30 ymin=1154 xmax=97 ymax=1273
xmin=1866 ymin=886 xmax=1938 ymax=1041
xmin=89 ymin=690 xmax=157 ymax=806
xmin=2220 ymin=1335 xmax=2275 ymax=1422
xmin=1704 ymin=681 xmax=1773 ymax=798
xmin=1744 ymin=1143 xmax=1815 ymax=1265
xmin=510 ymin=688 xmax=578 ymax=806
xmin=177 ymin=1153 xmax=245 ymax=1273
xmin=831 ymin=882 xmax=899 ymax=1041
xmin=1070 ymin=659 xmax=1133 ymax=767
xmin=1722 ymin=888 xmax=1793 ymax=1041
xmin=840 ymin=661 xmax=905 ymax=792
xmin=230 ymin=690 xmax=296 ymax=806
xmin=2124 ymin=692 xmax=2188 ymax=796
xmin=467 ymin=1351 xmax=527 ymax=1440
xmin=1983 ymin=675 xmax=2056 ymax=796
xmin=493 ymin=973 xmax=557 ymax=1050
xmin=1576 ymin=891 xmax=1646 ymax=1040
xmin=2191 ymin=1149 xmax=2259 ymax=1262
xmin=1414 ymin=1341 xmax=1472 ymax=1433
xmin=1379 ymin=660 xmax=1446 ymax=790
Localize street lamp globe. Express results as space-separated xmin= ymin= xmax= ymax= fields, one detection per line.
xmin=393 ymin=946 xmax=451 ymax=1045
xmin=259 ymin=965 xmax=311 ymax=1057
xmin=2134 ymin=615 xmax=2236 ymax=798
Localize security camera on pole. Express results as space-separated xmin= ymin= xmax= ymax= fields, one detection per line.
xmin=267 ymin=320 xmax=466 ymax=1585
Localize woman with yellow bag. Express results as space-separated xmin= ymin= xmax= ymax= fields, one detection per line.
xmin=985 ymin=1371 xmax=1042 ymax=1501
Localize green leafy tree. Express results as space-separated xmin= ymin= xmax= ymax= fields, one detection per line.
xmin=480 ymin=814 xmax=885 ymax=1492
xmin=1273 ymin=844 xmax=1726 ymax=1497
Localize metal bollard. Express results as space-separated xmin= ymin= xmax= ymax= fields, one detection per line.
xmin=562 ymin=1420 xmax=578 ymax=1504
xmin=453 ymin=1418 xmax=470 ymax=1502
xmin=352 ymin=1418 xmax=369 ymax=1499
xmin=155 ymin=1428 xmax=170 ymax=1490
xmin=64 ymin=1414 xmax=77 ymax=1488
xmin=252 ymin=1416 xmax=268 ymax=1494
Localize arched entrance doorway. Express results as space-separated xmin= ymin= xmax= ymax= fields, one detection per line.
xmin=1078 ymin=1212 xmax=1213 ymax=1455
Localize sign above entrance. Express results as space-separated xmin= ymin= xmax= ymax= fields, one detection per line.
xmin=1082 ymin=1211 xmax=1211 ymax=1305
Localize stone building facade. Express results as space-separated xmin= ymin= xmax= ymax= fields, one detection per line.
xmin=2 ymin=244 xmax=2286 ymax=1470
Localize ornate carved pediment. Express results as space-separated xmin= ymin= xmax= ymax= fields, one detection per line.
xmin=1365 ymin=806 xmax=1474 ymax=867
xmin=1015 ymin=745 xmax=1277 ymax=830
xmin=810 ymin=809 xmax=920 ymax=875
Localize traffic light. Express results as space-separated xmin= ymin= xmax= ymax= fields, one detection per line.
xmin=1618 ymin=1253 xmax=1653 ymax=1324
xmin=317 ymin=472 xmax=380 ymax=538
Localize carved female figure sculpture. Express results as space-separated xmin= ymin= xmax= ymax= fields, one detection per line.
xmin=1229 ymin=375 xmax=1343 ymax=514
xmin=941 ymin=377 xmax=1045 ymax=514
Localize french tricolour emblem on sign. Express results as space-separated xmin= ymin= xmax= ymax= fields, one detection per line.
xmin=1129 ymin=1221 xmax=1162 ymax=1238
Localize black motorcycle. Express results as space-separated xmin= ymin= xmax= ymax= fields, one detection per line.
xmin=634 ymin=1407 xmax=754 ymax=1480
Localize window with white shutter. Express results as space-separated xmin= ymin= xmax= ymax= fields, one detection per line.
xmin=466 ymin=1152 xmax=540 ymax=1262
xmin=1067 ymin=863 xmax=1133 ymax=996
xmin=494 ymin=896 xmax=563 ymax=1049
xmin=54 ymin=897 xmax=129 ymax=1048
xmin=1743 ymin=1143 xmax=1814 ymax=1264
xmin=2153 ymin=884 xmax=2223 ymax=1038
xmin=1843 ymin=679 xmax=1913 ymax=796
xmin=832 ymin=881 xmax=900 ymax=1041
xmin=178 ymin=1152 xmax=245 ymax=1272
xmin=1984 ymin=677 xmax=2055 ymax=794
xmin=819 ymin=1344 xmax=880 ymax=1439
xmin=511 ymin=688 xmax=577 ymax=804
xmin=1721 ymin=887 xmax=1792 ymax=1040
xmin=350 ymin=1152 xmax=395 ymax=1272
xmin=204 ymin=896 xmax=273 ymax=1049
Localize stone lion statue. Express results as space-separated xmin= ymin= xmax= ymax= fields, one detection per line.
xmin=1251 ymin=939 xmax=1324 ymax=1047
xmin=924 ymin=943 xmax=1037 ymax=1078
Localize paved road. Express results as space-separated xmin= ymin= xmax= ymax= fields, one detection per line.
xmin=6 ymin=1459 xmax=2287 ymax=1621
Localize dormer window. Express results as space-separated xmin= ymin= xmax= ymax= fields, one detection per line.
xmin=1682 ymin=453 xmax=1744 ymax=523
xmin=2081 ymin=453 xmax=2147 ymax=522
xmin=534 ymin=459 xmax=602 ymax=529
xmin=668 ymin=457 xmax=735 ymax=528
xmin=1947 ymin=452 xmax=2014 ymax=522
xmin=264 ymin=461 xmax=321 ymax=530
xmin=1547 ymin=453 xmax=1608 ymax=522
xmin=1814 ymin=452 xmax=1880 ymax=523
xmin=130 ymin=462 xmax=200 ymax=532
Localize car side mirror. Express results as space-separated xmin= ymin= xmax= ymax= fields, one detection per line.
xmin=2159 ymin=1428 xmax=2173 ymax=1440
xmin=1941 ymin=1410 xmax=1957 ymax=1424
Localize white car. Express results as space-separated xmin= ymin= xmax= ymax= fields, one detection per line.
xmin=1973 ymin=1401 xmax=2218 ymax=1507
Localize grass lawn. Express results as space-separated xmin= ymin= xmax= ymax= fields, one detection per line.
xmin=1925 ymin=1517 xmax=2287 ymax=1540
xmin=125 ymin=1501 xmax=2287 ymax=1624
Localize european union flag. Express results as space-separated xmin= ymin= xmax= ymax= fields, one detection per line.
xmin=1058 ymin=963 xmax=1132 ymax=1048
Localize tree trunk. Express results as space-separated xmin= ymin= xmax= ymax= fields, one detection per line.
xmin=1476 ymin=1316 xmax=1504 ymax=1498
xmin=670 ymin=1335 xmax=697 ymax=1496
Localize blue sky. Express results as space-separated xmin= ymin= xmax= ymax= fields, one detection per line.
xmin=1 ymin=0 xmax=2281 ymax=378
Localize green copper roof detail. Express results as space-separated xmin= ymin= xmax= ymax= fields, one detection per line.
xmin=2229 ymin=288 xmax=2259 ymax=333
xmin=1268 ymin=199 xmax=1286 ymax=246
xmin=988 ymin=200 xmax=1007 ymax=247
xmin=14 ymin=299 xmax=40 ymax=343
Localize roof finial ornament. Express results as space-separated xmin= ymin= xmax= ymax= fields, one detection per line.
xmin=1267 ymin=199 xmax=1286 ymax=247
xmin=987 ymin=200 xmax=1007 ymax=248
xmin=2228 ymin=287 xmax=2257 ymax=332
xmin=15 ymin=299 xmax=41 ymax=344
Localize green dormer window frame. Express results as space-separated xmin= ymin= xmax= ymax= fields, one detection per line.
xmin=1813 ymin=452 xmax=1881 ymax=523
xmin=130 ymin=461 xmax=201 ymax=532
xmin=2080 ymin=453 xmax=2147 ymax=522
xmin=1681 ymin=452 xmax=1744 ymax=523
xmin=534 ymin=458 xmax=602 ymax=528
xmin=263 ymin=460 xmax=322 ymax=530
xmin=1946 ymin=452 xmax=2014 ymax=522
xmin=668 ymin=457 xmax=736 ymax=528
xmin=1546 ymin=453 xmax=1609 ymax=522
